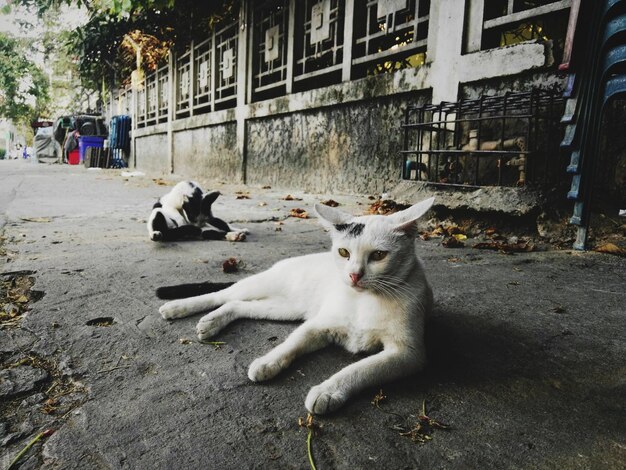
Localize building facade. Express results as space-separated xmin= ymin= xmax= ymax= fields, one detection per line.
xmin=112 ymin=0 xmax=572 ymax=194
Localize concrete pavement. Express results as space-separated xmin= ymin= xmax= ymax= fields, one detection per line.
xmin=1 ymin=160 xmax=625 ymax=469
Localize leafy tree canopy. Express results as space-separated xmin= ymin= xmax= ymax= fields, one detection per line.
xmin=7 ymin=0 xmax=236 ymax=91
xmin=0 ymin=32 xmax=50 ymax=124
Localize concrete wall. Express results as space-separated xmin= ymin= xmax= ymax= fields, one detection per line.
xmin=246 ymin=92 xmax=429 ymax=194
xmin=124 ymin=0 xmax=571 ymax=194
xmin=172 ymin=123 xmax=240 ymax=182
xmin=134 ymin=131 xmax=169 ymax=176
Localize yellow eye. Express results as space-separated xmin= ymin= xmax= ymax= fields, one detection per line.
xmin=338 ymin=248 xmax=350 ymax=259
xmin=369 ymin=250 xmax=388 ymax=261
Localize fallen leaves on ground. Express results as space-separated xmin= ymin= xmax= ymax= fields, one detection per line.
xmin=282 ymin=194 xmax=303 ymax=201
xmin=290 ymin=208 xmax=308 ymax=219
xmin=442 ymin=236 xmax=465 ymax=248
xmin=235 ymin=191 xmax=251 ymax=199
xmin=371 ymin=390 xmax=450 ymax=444
xmin=222 ymin=257 xmax=239 ymax=273
xmin=368 ymin=199 xmax=411 ymax=215
xmin=152 ymin=178 xmax=169 ymax=186
xmin=320 ymin=199 xmax=339 ymax=207
xmin=594 ymin=243 xmax=626 ymax=257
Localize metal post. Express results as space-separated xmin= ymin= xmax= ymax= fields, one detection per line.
xmin=236 ymin=1 xmax=249 ymax=183
xmin=167 ymin=50 xmax=176 ymax=174
xmin=342 ymin=0 xmax=355 ymax=82
xmin=286 ymin=0 xmax=296 ymax=94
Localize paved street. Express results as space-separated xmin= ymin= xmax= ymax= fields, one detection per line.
xmin=1 ymin=160 xmax=625 ymax=469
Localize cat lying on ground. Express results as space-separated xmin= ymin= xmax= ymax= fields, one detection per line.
xmin=147 ymin=181 xmax=248 ymax=242
xmin=159 ymin=197 xmax=435 ymax=414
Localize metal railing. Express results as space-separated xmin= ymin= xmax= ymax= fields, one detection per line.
xmin=401 ymin=90 xmax=566 ymax=188
xmin=118 ymin=0 xmax=571 ymax=129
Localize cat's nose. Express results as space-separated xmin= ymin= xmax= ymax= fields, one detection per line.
xmin=349 ymin=273 xmax=362 ymax=284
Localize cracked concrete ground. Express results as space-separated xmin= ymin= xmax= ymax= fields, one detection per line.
xmin=0 ymin=160 xmax=625 ymax=469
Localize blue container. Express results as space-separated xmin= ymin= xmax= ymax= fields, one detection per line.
xmin=78 ymin=136 xmax=105 ymax=162
xmin=109 ymin=115 xmax=131 ymax=151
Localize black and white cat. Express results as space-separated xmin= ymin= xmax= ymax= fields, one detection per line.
xmin=147 ymin=181 xmax=248 ymax=242
xmin=159 ymin=197 xmax=434 ymax=414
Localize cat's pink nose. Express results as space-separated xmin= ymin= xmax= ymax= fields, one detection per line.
xmin=349 ymin=273 xmax=362 ymax=284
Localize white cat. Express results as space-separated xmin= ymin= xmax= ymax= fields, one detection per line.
xmin=159 ymin=197 xmax=435 ymax=414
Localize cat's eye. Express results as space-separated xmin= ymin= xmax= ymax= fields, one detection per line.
xmin=338 ymin=248 xmax=350 ymax=259
xmin=369 ymin=250 xmax=388 ymax=262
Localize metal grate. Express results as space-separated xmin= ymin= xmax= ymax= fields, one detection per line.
xmin=176 ymin=49 xmax=192 ymax=117
xmin=146 ymin=72 xmax=158 ymax=125
xmin=401 ymin=90 xmax=566 ymax=188
xmin=352 ymin=0 xmax=429 ymax=71
xmin=481 ymin=0 xmax=571 ymax=54
xmin=157 ymin=64 xmax=169 ymax=122
xmin=294 ymin=0 xmax=345 ymax=84
xmin=215 ymin=21 xmax=239 ymax=108
xmin=193 ymin=37 xmax=213 ymax=114
xmin=251 ymin=0 xmax=290 ymax=100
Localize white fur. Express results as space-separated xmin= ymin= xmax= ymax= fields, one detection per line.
xmin=159 ymin=197 xmax=435 ymax=414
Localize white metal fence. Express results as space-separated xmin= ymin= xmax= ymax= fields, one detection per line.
xmin=114 ymin=0 xmax=571 ymax=129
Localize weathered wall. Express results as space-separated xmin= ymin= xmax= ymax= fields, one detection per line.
xmin=172 ymin=123 xmax=240 ymax=182
xmin=134 ymin=132 xmax=169 ymax=176
xmin=246 ymin=92 xmax=430 ymax=194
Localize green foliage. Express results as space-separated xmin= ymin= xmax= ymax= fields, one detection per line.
xmin=0 ymin=32 xmax=50 ymax=124
xmin=8 ymin=0 xmax=237 ymax=92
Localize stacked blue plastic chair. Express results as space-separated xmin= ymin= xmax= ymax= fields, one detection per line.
xmin=561 ymin=0 xmax=626 ymax=249
xmin=109 ymin=115 xmax=131 ymax=169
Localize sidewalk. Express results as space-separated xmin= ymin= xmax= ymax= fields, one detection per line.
xmin=1 ymin=160 xmax=625 ymax=469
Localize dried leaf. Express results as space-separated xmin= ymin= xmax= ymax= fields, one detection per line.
xmin=442 ymin=236 xmax=465 ymax=248
xmin=321 ymin=199 xmax=339 ymax=207
xmin=290 ymin=208 xmax=308 ymax=219
xmin=453 ymin=234 xmax=467 ymax=241
xmin=222 ymin=257 xmax=239 ymax=273
xmin=282 ymin=194 xmax=303 ymax=201
xmin=594 ymin=243 xmax=626 ymax=257
xmin=368 ymin=199 xmax=410 ymax=215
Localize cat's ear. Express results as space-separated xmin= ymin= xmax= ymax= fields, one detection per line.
xmin=201 ymin=191 xmax=220 ymax=213
xmin=389 ymin=197 xmax=435 ymax=235
xmin=314 ymin=203 xmax=353 ymax=230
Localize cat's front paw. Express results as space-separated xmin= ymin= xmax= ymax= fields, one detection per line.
xmin=159 ymin=300 xmax=189 ymax=319
xmin=150 ymin=231 xmax=163 ymax=241
xmin=225 ymin=231 xmax=246 ymax=242
xmin=248 ymin=356 xmax=284 ymax=382
xmin=196 ymin=314 xmax=225 ymax=340
xmin=305 ymin=383 xmax=347 ymax=415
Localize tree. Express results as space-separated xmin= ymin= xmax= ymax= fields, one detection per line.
xmin=8 ymin=0 xmax=237 ymax=91
xmin=0 ymin=32 xmax=50 ymax=125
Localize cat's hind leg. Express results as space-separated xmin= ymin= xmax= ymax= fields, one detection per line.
xmin=196 ymin=299 xmax=306 ymax=340
xmin=160 ymin=267 xmax=285 ymax=320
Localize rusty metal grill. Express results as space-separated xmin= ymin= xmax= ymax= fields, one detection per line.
xmin=352 ymin=0 xmax=429 ymax=72
xmin=176 ymin=49 xmax=192 ymax=117
xmin=294 ymin=0 xmax=345 ymax=85
xmin=193 ymin=37 xmax=213 ymax=113
xmin=215 ymin=21 xmax=238 ymax=108
xmin=157 ymin=64 xmax=169 ymax=122
xmin=251 ymin=0 xmax=290 ymax=101
xmin=402 ymin=90 xmax=565 ymax=187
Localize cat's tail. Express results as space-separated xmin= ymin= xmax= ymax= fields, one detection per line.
xmin=156 ymin=282 xmax=235 ymax=299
